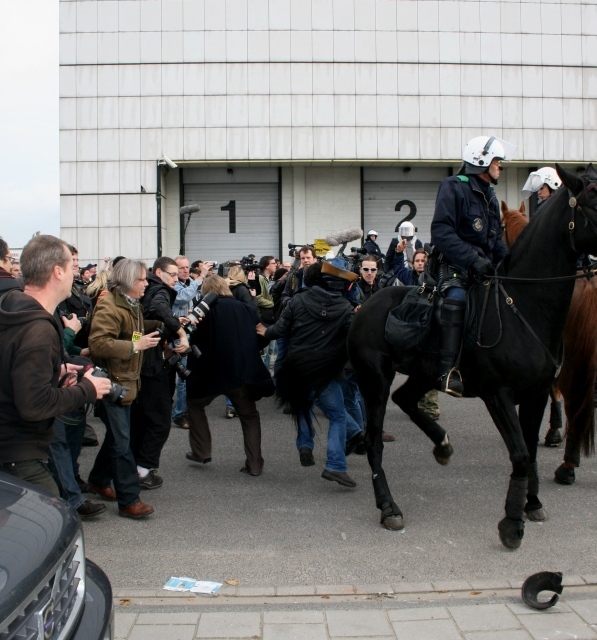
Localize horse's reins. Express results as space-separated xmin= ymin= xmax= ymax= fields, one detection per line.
xmin=476 ymin=179 xmax=597 ymax=374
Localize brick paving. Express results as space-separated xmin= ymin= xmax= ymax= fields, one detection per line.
xmin=113 ymin=579 xmax=597 ymax=639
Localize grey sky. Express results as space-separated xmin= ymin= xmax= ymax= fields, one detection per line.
xmin=0 ymin=1 xmax=60 ymax=249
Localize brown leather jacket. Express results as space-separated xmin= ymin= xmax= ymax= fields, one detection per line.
xmin=89 ymin=291 xmax=161 ymax=404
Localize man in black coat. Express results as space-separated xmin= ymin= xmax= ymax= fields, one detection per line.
xmin=185 ymin=276 xmax=274 ymax=476
xmin=130 ymin=257 xmax=190 ymax=490
xmin=258 ymin=261 xmax=363 ymax=488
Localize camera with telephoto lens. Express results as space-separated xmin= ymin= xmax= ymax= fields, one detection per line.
xmin=166 ymin=345 xmax=202 ymax=379
xmin=90 ymin=367 xmax=128 ymax=403
xmin=155 ymin=326 xmax=202 ymax=378
xmin=183 ymin=292 xmax=218 ymax=334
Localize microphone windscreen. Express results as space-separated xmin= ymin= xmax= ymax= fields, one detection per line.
xmin=180 ymin=204 xmax=200 ymax=215
xmin=325 ymin=227 xmax=363 ymax=246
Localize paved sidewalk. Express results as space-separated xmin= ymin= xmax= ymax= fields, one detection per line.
xmin=114 ymin=579 xmax=597 ymax=639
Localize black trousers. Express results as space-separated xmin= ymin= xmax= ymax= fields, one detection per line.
xmin=130 ymin=372 xmax=175 ymax=470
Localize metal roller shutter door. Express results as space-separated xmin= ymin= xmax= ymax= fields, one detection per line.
xmin=363 ymin=181 xmax=439 ymax=248
xmin=183 ymin=182 xmax=279 ymax=263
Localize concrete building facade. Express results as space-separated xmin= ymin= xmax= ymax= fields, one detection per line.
xmin=59 ymin=0 xmax=597 ymax=264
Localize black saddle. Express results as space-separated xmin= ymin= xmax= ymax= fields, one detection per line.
xmin=385 ymin=285 xmax=477 ymax=360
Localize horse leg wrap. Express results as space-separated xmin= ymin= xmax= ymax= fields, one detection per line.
xmin=549 ymin=399 xmax=563 ymax=431
xmin=525 ymin=463 xmax=546 ymax=520
xmin=504 ymin=476 xmax=527 ymax=521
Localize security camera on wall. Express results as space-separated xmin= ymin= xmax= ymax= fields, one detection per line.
xmin=159 ymin=156 xmax=178 ymax=169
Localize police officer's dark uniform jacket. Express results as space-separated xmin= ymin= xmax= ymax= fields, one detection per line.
xmin=431 ymin=174 xmax=507 ymax=271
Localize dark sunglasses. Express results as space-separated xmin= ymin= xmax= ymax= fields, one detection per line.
xmin=362 ymin=267 xmax=378 ymax=272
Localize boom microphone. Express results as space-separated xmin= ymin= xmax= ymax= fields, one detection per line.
xmin=325 ymin=227 xmax=363 ymax=247
xmin=180 ymin=204 xmax=200 ymax=216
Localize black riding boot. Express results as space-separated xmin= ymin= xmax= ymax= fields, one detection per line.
xmin=437 ymin=299 xmax=466 ymax=398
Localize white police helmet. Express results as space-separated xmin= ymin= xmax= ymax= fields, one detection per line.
xmin=399 ymin=221 xmax=416 ymax=240
xmin=522 ymin=167 xmax=562 ymax=199
xmin=366 ymin=230 xmax=378 ymax=237
xmin=462 ymin=136 xmax=517 ymax=170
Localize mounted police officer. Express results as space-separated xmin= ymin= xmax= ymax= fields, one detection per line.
xmin=522 ymin=167 xmax=562 ymax=214
xmin=431 ymin=135 xmax=516 ymax=397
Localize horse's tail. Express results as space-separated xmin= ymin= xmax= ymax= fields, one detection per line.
xmin=557 ymin=281 xmax=597 ymax=458
xmin=275 ymin=343 xmax=348 ymax=419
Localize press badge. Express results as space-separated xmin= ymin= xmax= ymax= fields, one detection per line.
xmin=132 ymin=331 xmax=143 ymax=343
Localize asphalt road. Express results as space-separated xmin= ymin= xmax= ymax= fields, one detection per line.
xmin=79 ymin=379 xmax=597 ymax=590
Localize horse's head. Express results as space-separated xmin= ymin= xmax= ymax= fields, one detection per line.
xmin=556 ymin=163 xmax=597 ymax=255
xmin=500 ymin=200 xmax=528 ymax=249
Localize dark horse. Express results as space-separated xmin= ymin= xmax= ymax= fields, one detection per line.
xmin=347 ymin=164 xmax=597 ymax=549
xmin=501 ymin=200 xmax=597 ymax=483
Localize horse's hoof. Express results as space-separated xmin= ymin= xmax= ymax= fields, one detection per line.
xmin=382 ymin=514 xmax=405 ymax=531
xmin=554 ymin=464 xmax=575 ymax=485
xmin=433 ymin=441 xmax=453 ymax=465
xmin=498 ymin=517 xmax=525 ymax=550
xmin=525 ymin=507 xmax=548 ymax=522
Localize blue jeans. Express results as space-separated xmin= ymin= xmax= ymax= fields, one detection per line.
xmin=89 ymin=401 xmax=141 ymax=510
xmin=273 ymin=336 xmax=288 ymax=381
xmin=48 ymin=418 xmax=85 ymax=509
xmin=296 ymin=379 xmax=362 ymax=473
xmin=64 ymin=406 xmax=87 ymax=477
xmin=339 ymin=371 xmax=365 ymax=430
xmin=172 ymin=358 xmax=187 ymax=420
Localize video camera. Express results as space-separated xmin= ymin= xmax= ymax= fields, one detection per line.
xmin=240 ymin=256 xmax=260 ymax=273
xmin=287 ymin=243 xmax=314 ymax=259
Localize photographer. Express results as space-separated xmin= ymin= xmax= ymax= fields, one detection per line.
xmin=0 ymin=235 xmax=111 ymax=496
xmin=87 ymin=259 xmax=161 ymax=519
xmin=171 ymin=256 xmax=213 ymax=430
xmin=185 ymin=276 xmax=273 ymax=476
xmin=130 ymin=257 xmax=190 ymax=490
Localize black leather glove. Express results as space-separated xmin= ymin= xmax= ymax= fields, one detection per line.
xmin=470 ymin=257 xmax=493 ymax=277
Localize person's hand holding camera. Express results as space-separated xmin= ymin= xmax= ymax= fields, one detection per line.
xmin=396 ymin=239 xmax=408 ymax=253
xmin=61 ymin=314 xmax=82 ymax=334
xmin=133 ymin=331 xmax=161 ymax=352
xmin=83 ymin=368 xmax=113 ymax=399
xmin=200 ymin=262 xmax=214 ymax=278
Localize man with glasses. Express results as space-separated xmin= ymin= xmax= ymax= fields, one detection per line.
xmin=171 ymin=256 xmax=212 ymax=429
xmin=430 ymin=135 xmax=515 ymax=397
xmin=355 ymin=256 xmax=381 ymax=304
xmin=130 ymin=257 xmax=190 ymax=490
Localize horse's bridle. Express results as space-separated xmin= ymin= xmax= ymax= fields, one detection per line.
xmin=477 ymin=179 xmax=597 ymax=372
xmin=567 ymin=180 xmax=597 ymax=252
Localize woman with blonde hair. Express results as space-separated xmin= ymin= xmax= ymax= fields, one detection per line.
xmin=226 ymin=266 xmax=257 ymax=309
xmin=86 ymin=270 xmax=110 ymax=306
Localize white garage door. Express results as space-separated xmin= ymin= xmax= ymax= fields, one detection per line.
xmin=363 ymin=168 xmax=446 ymax=252
xmin=183 ymin=168 xmax=279 ymax=263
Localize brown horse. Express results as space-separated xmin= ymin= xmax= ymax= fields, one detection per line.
xmin=501 ymin=200 xmax=597 ymax=483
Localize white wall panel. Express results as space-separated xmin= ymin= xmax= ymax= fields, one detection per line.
xmin=61 ymin=0 xmax=597 ymax=258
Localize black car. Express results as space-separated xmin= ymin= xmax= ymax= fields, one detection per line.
xmin=0 ymin=472 xmax=113 ymax=639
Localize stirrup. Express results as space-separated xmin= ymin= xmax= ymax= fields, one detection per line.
xmin=438 ymin=368 xmax=463 ymax=398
